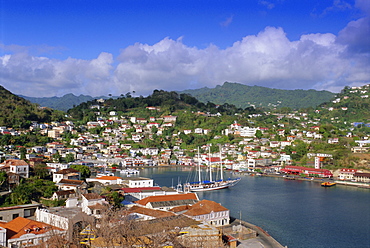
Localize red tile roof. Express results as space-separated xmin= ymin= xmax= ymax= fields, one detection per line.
xmin=129 ymin=206 xmax=175 ymax=218
xmin=96 ymin=176 xmax=121 ymax=180
xmin=83 ymin=193 xmax=102 ymax=200
xmin=55 ymin=168 xmax=79 ymax=174
xmin=59 ymin=179 xmax=85 ymax=185
xmin=0 ymin=217 xmax=63 ymax=239
xmin=1 ymin=159 xmax=28 ymax=166
xmin=135 ymin=193 xmax=198 ymax=206
xmin=121 ymin=187 xmax=161 ymax=193
xmin=181 ymin=199 xmax=228 ymax=216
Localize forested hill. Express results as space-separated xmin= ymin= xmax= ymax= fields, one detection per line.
xmin=314 ymin=84 xmax=370 ymax=124
xmin=21 ymin=93 xmax=98 ymax=112
xmin=0 ymin=86 xmax=65 ymax=128
xmin=178 ymin=82 xmax=335 ymax=109
xmin=22 ymin=83 xmax=334 ymax=111
xmin=67 ymin=90 xmax=260 ymax=120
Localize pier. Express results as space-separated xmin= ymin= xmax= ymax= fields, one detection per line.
xmin=225 ymin=217 xmax=286 ymax=248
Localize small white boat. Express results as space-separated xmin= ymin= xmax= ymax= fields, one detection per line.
xmin=120 ymin=168 xmax=140 ymax=174
xmin=96 ymin=172 xmax=114 ymax=177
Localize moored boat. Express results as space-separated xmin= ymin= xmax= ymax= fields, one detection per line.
xmin=96 ymin=172 xmax=114 ymax=177
xmin=184 ymin=146 xmax=241 ymax=192
xmin=321 ymin=181 xmax=336 ymax=187
xmin=120 ymin=168 xmax=140 ymax=174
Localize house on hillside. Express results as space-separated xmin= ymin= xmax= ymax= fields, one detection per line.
xmin=0 ymin=217 xmax=65 ymax=248
xmin=53 ymin=168 xmax=80 ymax=183
xmin=128 ymin=205 xmax=175 ymax=221
xmin=163 ymin=115 xmax=177 ymax=122
xmin=57 ymin=179 xmax=87 ymax=194
xmin=170 ymin=199 xmax=230 ymax=227
xmin=121 ymin=186 xmax=178 ymax=200
xmin=0 ymin=159 xmax=29 ymax=178
xmin=51 ymin=189 xmax=77 ymax=201
xmin=120 ymin=177 xmax=154 ymax=188
xmin=0 ymin=203 xmax=41 ymax=222
xmin=86 ymin=176 xmax=124 ymax=185
xmin=81 ymin=193 xmax=109 ymax=217
xmin=135 ymin=193 xmax=199 ymax=211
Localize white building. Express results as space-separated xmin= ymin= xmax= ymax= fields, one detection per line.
xmin=121 ymin=177 xmax=154 ymax=188
xmin=239 ymin=127 xmax=259 ymax=137
xmin=1 ymin=159 xmax=29 ymax=178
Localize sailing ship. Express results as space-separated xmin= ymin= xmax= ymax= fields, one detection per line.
xmin=184 ymin=146 xmax=241 ymax=192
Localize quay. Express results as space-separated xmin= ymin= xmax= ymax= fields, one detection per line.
xmin=234 ymin=171 xmax=370 ymax=189
xmin=226 ymin=217 xmax=286 ymax=248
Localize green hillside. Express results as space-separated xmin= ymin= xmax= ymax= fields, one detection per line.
xmin=0 ymin=85 xmax=65 ymax=128
xmin=179 ymin=82 xmax=335 ymax=110
xmin=313 ymin=85 xmax=370 ymax=124
xmin=67 ymin=89 xmax=257 ymax=121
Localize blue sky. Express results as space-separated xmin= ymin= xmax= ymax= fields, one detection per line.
xmin=0 ymin=0 xmax=369 ymax=97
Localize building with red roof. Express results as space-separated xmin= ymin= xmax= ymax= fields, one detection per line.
xmin=135 ymin=193 xmax=199 ymax=211
xmin=0 ymin=217 xmax=65 ymax=247
xmin=338 ymin=168 xmax=357 ymax=180
xmin=170 ymin=199 xmax=230 ymax=227
xmin=280 ymin=166 xmax=333 ymax=178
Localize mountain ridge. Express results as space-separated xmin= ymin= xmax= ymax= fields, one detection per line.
xmin=178 ymin=82 xmax=335 ymax=109
xmin=21 ymin=82 xmax=335 ymax=111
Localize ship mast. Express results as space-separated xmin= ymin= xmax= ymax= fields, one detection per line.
xmin=220 ymin=144 xmax=223 ymax=181
xmin=209 ymin=145 xmax=212 ymax=182
xmin=198 ymin=147 xmax=201 ymax=183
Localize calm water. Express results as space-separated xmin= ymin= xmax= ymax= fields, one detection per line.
xmin=130 ymin=167 xmax=370 ymax=248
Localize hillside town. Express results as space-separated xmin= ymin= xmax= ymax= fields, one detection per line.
xmin=0 ymin=85 xmax=369 ymax=247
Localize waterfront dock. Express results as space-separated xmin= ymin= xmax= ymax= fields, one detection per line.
xmin=234 ymin=171 xmax=370 ymax=189
xmin=226 ymin=217 xmax=286 ymax=248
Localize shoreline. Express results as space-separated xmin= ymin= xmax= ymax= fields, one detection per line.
xmin=112 ymin=165 xmax=370 ymax=189
xmin=227 ymin=217 xmax=286 ymax=248
xmin=235 ymin=171 xmax=370 ymax=189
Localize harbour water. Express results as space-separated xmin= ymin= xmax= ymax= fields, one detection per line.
xmin=132 ymin=166 xmax=370 ymax=248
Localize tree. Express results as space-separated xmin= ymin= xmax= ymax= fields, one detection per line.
xmin=53 ymin=151 xmax=62 ymax=163
xmin=33 ymin=164 xmax=49 ymax=179
xmin=20 ymin=147 xmax=26 ymax=160
xmin=0 ymin=171 xmax=7 ymax=189
xmin=65 ymin=153 xmax=75 ymax=163
xmin=106 ymin=191 xmax=124 ymax=208
xmin=255 ymin=129 xmax=263 ymax=139
xmin=70 ymin=164 xmax=91 ymax=180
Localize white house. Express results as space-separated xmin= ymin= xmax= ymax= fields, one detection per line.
xmin=121 ymin=177 xmax=154 ymax=188
xmin=86 ymin=176 xmax=124 ymax=185
xmin=53 ymin=168 xmax=80 ymax=183
xmin=0 ymin=217 xmax=65 ymax=248
xmin=81 ymin=193 xmax=108 ymax=217
xmin=172 ymin=199 xmax=230 ymax=227
xmin=1 ymin=159 xmax=29 ymax=178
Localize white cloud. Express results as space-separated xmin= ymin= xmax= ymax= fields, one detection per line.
xmin=0 ymin=52 xmax=113 ymax=97
xmin=113 ymin=25 xmax=367 ymax=95
xmin=0 ymin=9 xmax=369 ymax=97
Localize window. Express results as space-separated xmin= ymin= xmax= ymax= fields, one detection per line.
xmin=13 ymin=213 xmax=19 ymax=219
xmin=0 ymin=216 xmax=3 ymax=220
xmin=24 ymin=209 xmax=31 ymax=217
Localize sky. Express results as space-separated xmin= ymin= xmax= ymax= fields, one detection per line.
xmin=0 ymin=0 xmax=369 ymax=97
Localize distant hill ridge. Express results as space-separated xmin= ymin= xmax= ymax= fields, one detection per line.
xmin=21 ymin=82 xmax=335 ymax=111
xmin=178 ymin=82 xmax=335 ymax=109
xmin=21 ymin=93 xmax=112 ymax=112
